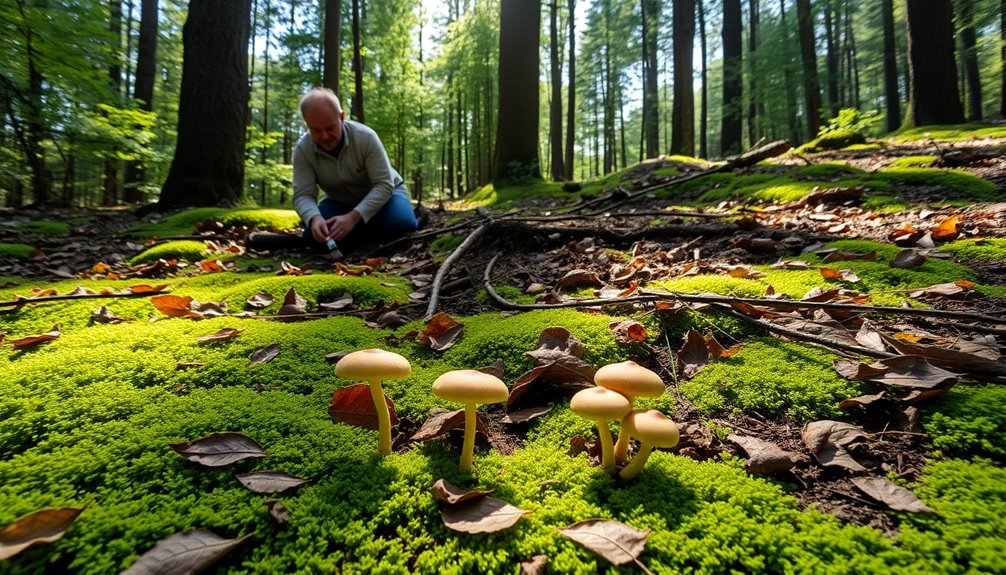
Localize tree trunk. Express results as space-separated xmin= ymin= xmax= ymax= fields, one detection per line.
xmin=23 ymin=0 xmax=51 ymax=206
xmin=746 ymin=0 xmax=759 ymax=145
xmin=881 ymin=0 xmax=900 ymax=132
xmin=564 ymin=0 xmax=576 ymax=180
xmin=844 ymin=0 xmax=859 ymax=110
xmin=779 ymin=0 xmax=801 ymax=143
xmin=102 ymin=0 xmax=122 ymax=206
xmin=549 ymin=1 xmax=564 ymax=180
xmin=351 ymin=0 xmax=364 ymax=122
xmin=957 ymin=0 xmax=982 ymax=121
xmin=123 ymin=0 xmax=157 ymax=203
xmin=697 ymin=0 xmax=708 ymax=158
xmin=823 ymin=0 xmax=839 ymax=116
xmin=670 ymin=0 xmax=695 ymax=156
xmin=159 ymin=0 xmax=251 ymax=207
xmin=495 ymin=0 xmax=541 ymax=181
xmin=795 ymin=0 xmax=822 ymax=140
xmin=721 ymin=0 xmax=743 ymax=156
xmin=904 ymin=0 xmax=964 ymax=126
xmin=1001 ymin=0 xmax=1006 ymax=117
xmin=641 ymin=0 xmax=659 ymax=158
xmin=323 ymin=0 xmax=341 ymax=93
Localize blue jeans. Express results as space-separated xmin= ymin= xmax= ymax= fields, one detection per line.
xmin=305 ymin=185 xmax=418 ymax=252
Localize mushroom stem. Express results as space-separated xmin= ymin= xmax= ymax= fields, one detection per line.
xmin=459 ymin=402 xmax=477 ymax=472
xmin=618 ymin=442 xmax=654 ymax=481
xmin=613 ymin=425 xmax=630 ymax=466
xmin=596 ymin=421 xmax=616 ymax=473
xmin=369 ymin=378 xmax=392 ymax=454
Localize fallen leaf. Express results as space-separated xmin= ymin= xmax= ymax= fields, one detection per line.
xmin=328 ymin=383 xmax=399 ymax=431
xmin=501 ymin=405 xmax=553 ymax=424
xmin=822 ymin=250 xmax=876 ymax=263
xmin=431 ymin=479 xmax=495 ymax=505
xmin=854 ymin=356 xmax=959 ymax=389
xmin=235 ymin=471 xmax=310 ymax=494
xmin=68 ymin=285 xmax=99 ymax=295
xmin=9 ymin=324 xmax=61 ymax=350
xmin=245 ymin=291 xmax=274 ymax=309
xmin=126 ymin=284 xmax=169 ymax=294
xmin=169 ymin=432 xmax=267 ymax=467
xmin=31 ymin=287 xmax=57 ymax=296
xmin=802 ymin=420 xmax=869 ymax=472
xmin=410 ymin=408 xmax=488 ymax=443
xmin=771 ymin=316 xmax=858 ymax=347
xmin=802 ymin=186 xmax=864 ymax=205
xmin=734 ymin=237 xmax=777 ymax=252
xmin=534 ymin=326 xmax=586 ymax=358
xmin=677 ymin=329 xmax=710 ymax=378
xmin=839 ymin=391 xmax=888 ymax=409
xmin=554 ymin=269 xmax=604 ymax=291
xmin=440 ymin=496 xmax=530 ymax=534
xmin=92 ymin=306 xmax=130 ymax=324
xmin=476 ymin=359 xmax=506 ymax=379
xmin=820 ymin=267 xmax=860 ymax=283
xmin=908 ymin=280 xmax=975 ymax=299
xmin=854 ymin=324 xmax=887 ymax=353
xmin=520 ymin=555 xmax=549 ymax=575
xmin=264 ymin=500 xmax=291 ymax=526
xmin=727 ymin=434 xmax=797 ymax=474
xmin=176 ymin=362 xmax=204 ymax=369
xmin=890 ymin=249 xmax=926 ymax=269
xmin=882 ymin=336 xmax=1005 ymax=376
xmin=851 ymin=477 xmax=934 ymax=513
xmin=276 ymin=261 xmax=304 ymax=276
xmin=557 ymin=519 xmax=649 ymax=567
xmin=0 ymin=507 xmax=84 ymax=560
xmin=726 ymin=265 xmax=766 ymax=279
xmin=507 ymin=362 xmax=593 ymax=410
xmin=930 ymin=215 xmax=960 ymax=241
xmin=196 ymin=328 xmax=243 ymax=345
xmin=609 ymin=320 xmax=648 ymax=344
xmin=704 ymin=332 xmax=741 ymax=358
xmin=277 ymin=287 xmax=307 ymax=316
xmin=198 ymin=259 xmax=226 ymax=273
xmin=120 ymin=529 xmax=251 ymax=575
xmin=191 ymin=300 xmax=227 ymax=317
xmin=318 ymin=292 xmax=354 ymax=311
xmin=416 ymin=312 xmax=465 ymax=351
xmin=151 ymin=294 xmax=202 ymax=318
xmin=771 ymin=260 xmax=812 ymax=270
xmin=248 ymin=343 xmax=281 ymax=365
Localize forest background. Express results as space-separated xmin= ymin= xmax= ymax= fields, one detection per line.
xmin=1 ymin=0 xmax=1003 ymax=210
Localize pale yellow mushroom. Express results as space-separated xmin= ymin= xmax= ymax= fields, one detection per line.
xmin=432 ymin=369 xmax=509 ymax=472
xmin=618 ymin=409 xmax=680 ymax=481
xmin=593 ymin=361 xmax=665 ymax=465
xmin=335 ymin=349 xmax=412 ymax=454
xmin=570 ymin=387 xmax=632 ymax=473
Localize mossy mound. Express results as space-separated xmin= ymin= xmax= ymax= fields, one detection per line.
xmin=127 ymin=208 xmax=301 ymax=239
xmin=888 ymin=155 xmax=937 ymax=169
xmin=893 ymin=123 xmax=1006 ymax=143
xmin=923 ymin=385 xmax=1006 ymax=459
xmin=680 ymin=338 xmax=863 ymax=420
xmin=940 ymin=238 xmax=1006 ymax=262
xmin=18 ymin=220 xmax=69 ymax=236
xmin=796 ymin=129 xmax=867 ymax=153
xmin=0 ymin=243 xmax=34 ymax=259
xmin=129 ymin=240 xmax=209 ymax=265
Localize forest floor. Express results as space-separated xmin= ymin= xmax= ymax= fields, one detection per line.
xmin=1 ymin=132 xmax=1005 ymax=573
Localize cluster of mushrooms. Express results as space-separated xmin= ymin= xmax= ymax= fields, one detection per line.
xmin=335 ymin=349 xmax=678 ymax=480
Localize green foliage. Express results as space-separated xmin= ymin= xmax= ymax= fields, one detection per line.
xmin=888 ymin=155 xmax=937 ymax=169
xmin=863 ymin=195 xmax=910 ymax=213
xmin=80 ymin=104 xmax=157 ymax=163
xmin=0 ymin=243 xmax=34 ymax=259
xmin=874 ymin=168 xmax=998 ymax=199
xmin=680 ymin=339 xmax=863 ymax=420
xmin=923 ymin=386 xmax=1006 ymax=458
xmin=129 ymin=240 xmax=208 ymax=265
xmin=795 ymin=129 xmax=867 ymax=154
xmin=939 ymin=238 xmax=1006 ymax=262
xmin=18 ymin=220 xmax=69 ymax=236
xmin=429 ymin=234 xmax=464 ymax=254
xmin=893 ymin=124 xmax=1006 ymax=142
xmin=818 ymin=108 xmax=883 ymax=138
xmin=127 ymin=208 xmax=301 ymax=239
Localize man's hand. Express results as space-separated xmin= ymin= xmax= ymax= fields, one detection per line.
xmin=309 ymin=215 xmax=331 ymax=243
xmin=325 ymin=211 xmax=362 ymax=241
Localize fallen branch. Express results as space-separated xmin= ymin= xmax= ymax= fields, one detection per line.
xmin=0 ymin=289 xmax=171 ymax=311
xmin=425 ymin=221 xmax=493 ymax=320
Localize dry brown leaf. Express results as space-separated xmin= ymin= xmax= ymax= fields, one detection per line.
xmin=264 ymin=500 xmax=291 ymax=526
xmin=802 ymin=420 xmax=869 ymax=472
xmin=245 ymin=291 xmax=275 ymax=309
xmin=440 ymin=496 xmax=530 ymax=534
xmin=169 ymin=432 xmax=267 ymax=467
xmin=890 ymin=249 xmax=927 ymax=269
xmin=839 ymin=391 xmax=887 ymax=409
xmin=727 ymin=434 xmax=797 ymax=474
xmin=0 ymin=507 xmax=84 ymax=560
xmin=92 ymin=306 xmax=131 ymax=324
xmin=554 ymin=269 xmax=604 ymax=291
xmin=501 ymin=405 xmax=553 ymax=424
xmin=120 ymin=529 xmax=251 ymax=575
xmin=196 ymin=327 xmax=243 ymax=345
xmin=277 ymin=287 xmax=308 ymax=316
xmin=882 ymin=336 xmax=1005 ymax=376
xmin=9 ymin=324 xmax=61 ymax=350
xmin=506 ymin=362 xmax=593 ymax=410
xmin=410 ymin=408 xmax=484 ymax=443
xmin=820 ymin=267 xmax=860 ymax=283
xmin=771 ymin=260 xmax=812 ymax=270
xmin=908 ymin=280 xmax=975 ymax=299
xmin=609 ymin=320 xmax=648 ymax=344
xmin=557 ymin=519 xmax=650 ymax=567
xmin=318 ymin=292 xmax=354 ymax=311
xmin=678 ymin=329 xmax=710 ymax=379
xmin=851 ymin=477 xmax=934 ymax=513
xmin=431 ymin=479 xmax=495 ymax=505
xmin=235 ymin=471 xmax=310 ymax=494
xmin=930 ymin=215 xmax=960 ymax=241
xmin=520 ymin=555 xmax=549 ymax=575
xmin=415 ymin=312 xmax=465 ymax=351
xmin=248 ymin=343 xmax=281 ymax=365
xmin=704 ymin=332 xmax=741 ymax=358
xmin=328 ymin=383 xmax=399 ymax=430
xmin=198 ymin=259 xmax=226 ymax=273
xmin=276 ymin=261 xmax=304 ymax=276
xmin=151 ymin=294 xmax=202 ymax=318
xmin=726 ymin=265 xmax=766 ymax=279
xmin=822 ymin=250 xmax=876 ymax=263
xmin=125 ymin=283 xmax=170 ymax=294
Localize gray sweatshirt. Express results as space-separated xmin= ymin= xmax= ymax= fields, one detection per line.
xmin=292 ymin=120 xmax=404 ymax=225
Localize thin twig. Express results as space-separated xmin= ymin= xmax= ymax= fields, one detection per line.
xmin=0 ymin=289 xmax=171 ymax=309
xmin=425 ymin=222 xmax=492 ymax=320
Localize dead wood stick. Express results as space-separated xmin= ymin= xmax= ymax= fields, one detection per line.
xmin=0 ymin=289 xmax=171 ymax=309
xmin=425 ymin=222 xmax=492 ymax=319
xmin=500 ymin=209 xmax=736 ymax=223
xmin=640 ymin=290 xmax=1006 ymax=325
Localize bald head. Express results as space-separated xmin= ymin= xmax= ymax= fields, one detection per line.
xmin=300 ymin=88 xmax=343 ymax=118
xmin=301 ymin=88 xmax=345 ymax=152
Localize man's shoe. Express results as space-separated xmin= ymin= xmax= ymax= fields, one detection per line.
xmin=247 ymin=232 xmax=308 ymax=252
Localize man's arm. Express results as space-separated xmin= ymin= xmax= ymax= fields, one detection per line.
xmin=351 ymin=126 xmax=396 ymax=223
xmin=292 ymin=144 xmax=322 ymax=226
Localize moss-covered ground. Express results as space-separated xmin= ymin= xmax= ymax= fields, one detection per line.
xmin=3 ymin=154 xmax=1005 ymax=573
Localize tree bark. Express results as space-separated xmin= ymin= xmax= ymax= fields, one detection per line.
xmin=323 ymin=0 xmax=341 ymax=94
xmin=22 ymin=0 xmax=51 ymax=206
xmin=564 ymin=0 xmax=576 ymax=180
xmin=351 ymin=0 xmax=364 ymax=122
xmin=795 ymin=0 xmax=822 ymax=140
xmin=102 ymin=0 xmax=122 ymax=206
xmin=159 ymin=0 xmax=251 ymax=207
xmin=905 ymin=0 xmax=964 ymax=126
xmin=697 ymin=0 xmax=708 ymax=158
xmin=823 ymin=0 xmax=839 ymax=116
xmin=1001 ymin=0 xmax=1006 ymax=117
xmin=746 ymin=0 xmax=760 ymax=145
xmin=641 ymin=0 xmax=659 ymax=158
xmin=721 ymin=0 xmax=743 ymax=156
xmin=957 ymin=0 xmax=982 ymax=121
xmin=549 ymin=0 xmax=564 ymax=180
xmin=495 ymin=0 xmax=541 ymax=181
xmin=881 ymin=0 xmax=900 ymax=132
xmin=123 ymin=0 xmax=157 ymax=203
xmin=670 ymin=0 xmax=695 ymax=156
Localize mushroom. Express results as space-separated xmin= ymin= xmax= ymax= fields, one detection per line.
xmin=593 ymin=360 xmax=665 ymax=465
xmin=335 ymin=348 xmax=412 ymax=454
xmin=569 ymin=387 xmax=632 ymax=473
xmin=432 ymin=369 xmax=509 ymax=472
xmin=617 ymin=409 xmax=680 ymax=481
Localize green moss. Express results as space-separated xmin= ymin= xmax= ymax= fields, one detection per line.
xmin=795 ymin=129 xmax=867 ymax=153
xmin=923 ymin=386 xmax=1006 ymax=459
xmin=874 ymin=167 xmax=998 ymax=199
xmin=863 ymin=195 xmax=910 ymax=213
xmin=476 ymin=285 xmax=536 ymax=306
xmin=126 ymin=208 xmax=301 ymax=239
xmin=429 ymin=234 xmax=463 ymax=254
xmin=129 ymin=240 xmax=209 ymax=265
xmin=680 ymin=338 xmax=863 ymax=420
xmin=940 ymin=238 xmax=1006 ymax=262
xmin=19 ymin=220 xmax=69 ymax=236
xmin=888 ymin=155 xmax=937 ymax=169
xmin=841 ymin=143 xmax=882 ymax=151
xmin=0 ymin=243 xmax=35 ymax=259
xmin=893 ymin=123 xmax=1006 ymax=142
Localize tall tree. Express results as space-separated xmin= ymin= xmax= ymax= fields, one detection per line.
xmin=323 ymin=0 xmax=341 ymax=93
xmin=697 ymin=0 xmax=708 ymax=158
xmin=956 ymin=0 xmax=982 ymax=120
xmin=564 ymin=0 xmax=576 ymax=180
xmin=904 ymin=0 xmax=964 ymax=126
xmin=746 ymin=0 xmax=760 ymax=144
xmin=881 ymin=0 xmax=900 ymax=132
xmin=159 ymin=0 xmax=252 ymax=207
xmin=641 ymin=0 xmax=659 ymax=158
xmin=795 ymin=0 xmax=822 ymax=139
xmin=721 ymin=0 xmax=743 ymax=155
xmin=823 ymin=0 xmax=839 ymax=116
xmin=350 ymin=0 xmax=364 ymax=122
xmin=1001 ymin=0 xmax=1006 ymax=117
xmin=102 ymin=0 xmax=122 ymax=206
xmin=549 ymin=0 xmax=564 ymax=180
xmin=495 ymin=0 xmax=540 ymax=181
xmin=670 ymin=0 xmax=695 ymax=156
xmin=123 ymin=0 xmax=158 ymax=203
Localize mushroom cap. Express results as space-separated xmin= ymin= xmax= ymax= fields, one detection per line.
xmin=335 ymin=348 xmax=412 ymax=379
xmin=432 ymin=369 xmax=509 ymax=404
xmin=622 ymin=409 xmax=680 ymax=448
xmin=594 ymin=360 xmax=664 ymax=399
xmin=570 ymin=387 xmax=632 ymax=421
